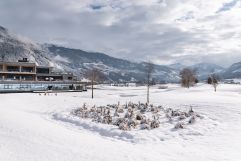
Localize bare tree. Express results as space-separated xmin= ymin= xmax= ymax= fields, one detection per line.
xmin=180 ymin=68 xmax=197 ymax=88
xmin=208 ymin=74 xmax=219 ymax=92
xmin=144 ymin=61 xmax=154 ymax=104
xmin=84 ymin=69 xmax=105 ymax=99
xmin=207 ymin=76 xmax=212 ymax=84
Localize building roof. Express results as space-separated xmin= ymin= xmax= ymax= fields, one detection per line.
xmin=0 ymin=61 xmax=36 ymax=66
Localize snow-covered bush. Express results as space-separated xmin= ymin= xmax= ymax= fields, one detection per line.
xmin=174 ymin=122 xmax=185 ymax=129
xmin=71 ymin=102 xmax=202 ymax=131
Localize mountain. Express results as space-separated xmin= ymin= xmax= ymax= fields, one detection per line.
xmin=3 ymin=25 xmax=240 ymax=82
xmin=222 ymin=62 xmax=241 ymax=79
xmin=169 ymin=63 xmax=186 ymax=70
xmin=0 ymin=26 xmax=52 ymax=66
xmin=169 ymin=62 xmax=225 ymax=80
xmin=46 ymin=45 xmax=180 ymax=82
xmin=189 ymin=63 xmax=224 ymax=80
xmin=0 ymin=25 xmax=179 ymax=82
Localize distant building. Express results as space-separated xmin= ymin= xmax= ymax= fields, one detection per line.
xmin=126 ymin=83 xmax=136 ymax=87
xmin=0 ymin=58 xmax=75 ymax=82
xmin=0 ymin=58 xmax=85 ymax=92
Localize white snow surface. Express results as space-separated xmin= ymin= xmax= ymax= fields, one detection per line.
xmin=1 ymin=83 xmax=241 ymax=161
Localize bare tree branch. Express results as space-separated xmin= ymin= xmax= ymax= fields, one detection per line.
xmin=84 ymin=68 xmax=106 ymax=99
xmin=180 ymin=68 xmax=197 ymax=88
xmin=144 ymin=61 xmax=154 ymax=104
xmin=208 ymin=74 xmax=219 ymax=92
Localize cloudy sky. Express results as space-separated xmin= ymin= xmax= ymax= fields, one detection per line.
xmin=1 ymin=0 xmax=241 ymax=67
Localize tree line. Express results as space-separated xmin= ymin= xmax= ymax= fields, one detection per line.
xmin=84 ymin=64 xmax=220 ymax=102
xmin=179 ymin=68 xmax=219 ymax=91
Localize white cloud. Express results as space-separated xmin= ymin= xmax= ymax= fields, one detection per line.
xmin=0 ymin=0 xmax=241 ymax=67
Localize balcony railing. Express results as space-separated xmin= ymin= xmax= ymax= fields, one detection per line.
xmin=21 ymin=69 xmax=34 ymax=73
xmin=1 ymin=69 xmax=35 ymax=73
xmin=7 ymin=69 xmax=20 ymax=72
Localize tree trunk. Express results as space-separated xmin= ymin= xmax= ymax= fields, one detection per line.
xmin=91 ymin=72 xmax=94 ymax=99
xmin=91 ymin=82 xmax=94 ymax=99
xmin=147 ymin=84 xmax=149 ymax=104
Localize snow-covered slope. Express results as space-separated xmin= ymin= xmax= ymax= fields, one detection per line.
xmin=1 ymin=84 xmax=241 ymax=161
xmin=0 ymin=26 xmax=52 ymax=66
xmin=222 ymin=62 xmax=241 ymax=79
xmin=169 ymin=63 xmax=186 ymax=70
xmin=189 ymin=63 xmax=224 ymax=80
xmin=169 ymin=63 xmax=226 ymax=80
xmin=45 ymin=45 xmax=181 ymax=82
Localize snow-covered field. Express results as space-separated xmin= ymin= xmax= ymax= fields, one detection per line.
xmin=1 ymin=83 xmax=241 ymax=161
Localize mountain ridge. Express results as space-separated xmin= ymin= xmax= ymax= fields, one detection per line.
xmin=1 ymin=25 xmax=241 ymax=82
xmin=0 ymin=25 xmax=180 ymax=82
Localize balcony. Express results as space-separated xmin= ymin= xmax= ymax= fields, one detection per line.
xmin=36 ymin=68 xmax=50 ymax=74
xmin=7 ymin=69 xmax=20 ymax=72
xmin=5 ymin=75 xmax=20 ymax=81
xmin=6 ymin=66 xmax=20 ymax=72
xmin=21 ymin=67 xmax=35 ymax=73
xmin=21 ymin=75 xmax=34 ymax=81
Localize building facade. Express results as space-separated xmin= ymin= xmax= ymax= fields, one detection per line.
xmin=0 ymin=58 xmax=75 ymax=82
xmin=0 ymin=58 xmax=85 ymax=92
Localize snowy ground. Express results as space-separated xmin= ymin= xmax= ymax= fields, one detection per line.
xmin=1 ymin=83 xmax=241 ymax=161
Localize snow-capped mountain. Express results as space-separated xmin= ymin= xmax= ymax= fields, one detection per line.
xmin=169 ymin=63 xmax=186 ymax=70
xmin=169 ymin=62 xmax=225 ymax=80
xmin=0 ymin=25 xmax=179 ymax=82
xmin=189 ymin=63 xmax=224 ymax=80
xmin=1 ymin=25 xmax=241 ymax=82
xmin=0 ymin=26 xmax=52 ymax=66
xmin=46 ymin=45 xmax=180 ymax=82
xmin=222 ymin=62 xmax=241 ymax=79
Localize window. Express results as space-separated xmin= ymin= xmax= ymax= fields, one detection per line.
xmin=36 ymin=68 xmax=50 ymax=74
xmin=21 ymin=75 xmax=34 ymax=81
xmin=20 ymin=84 xmax=30 ymax=89
xmin=4 ymin=84 xmax=12 ymax=89
xmin=7 ymin=66 xmax=20 ymax=72
xmin=22 ymin=67 xmax=34 ymax=73
xmin=6 ymin=74 xmax=20 ymax=80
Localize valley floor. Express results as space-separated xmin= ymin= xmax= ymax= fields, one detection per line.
xmin=1 ymin=84 xmax=241 ymax=161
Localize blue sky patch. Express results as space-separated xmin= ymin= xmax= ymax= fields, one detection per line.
xmin=217 ymin=0 xmax=239 ymax=13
